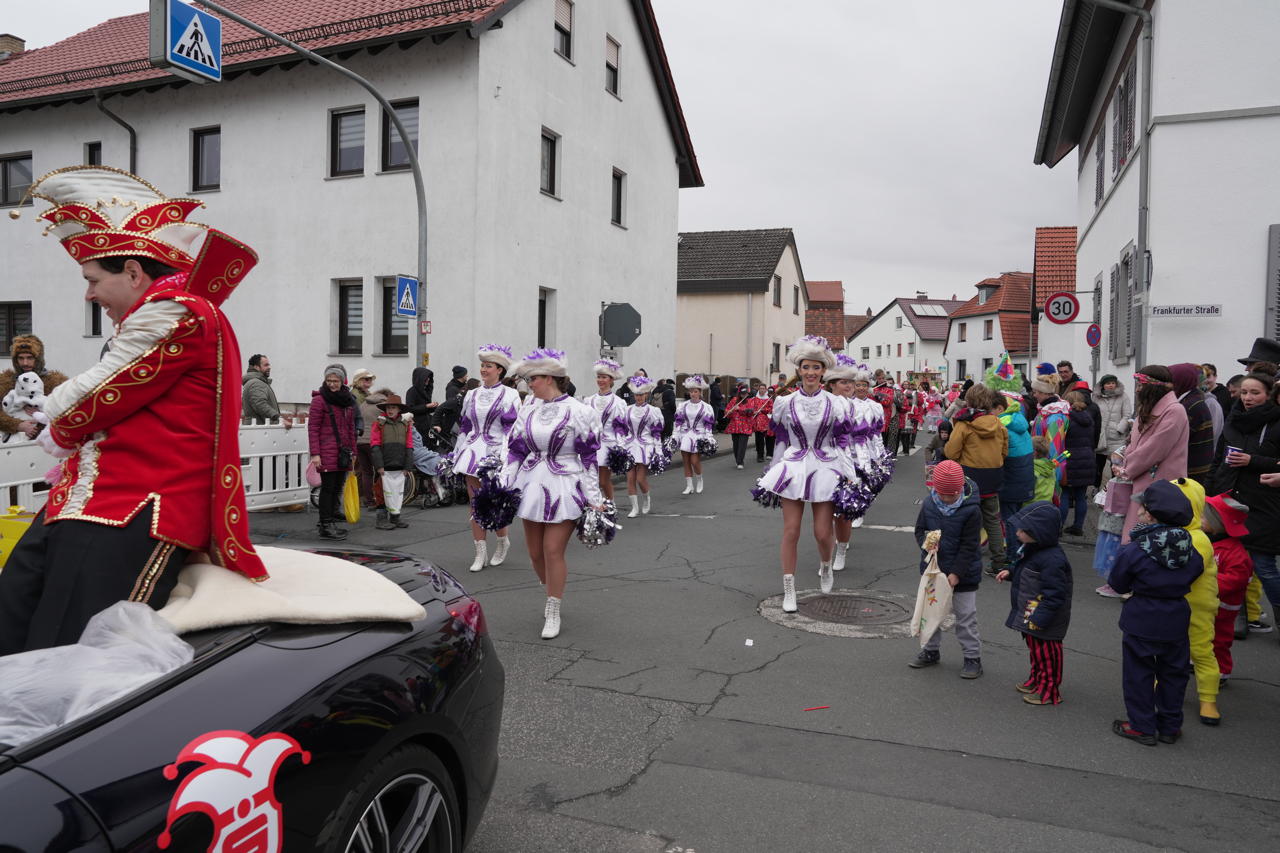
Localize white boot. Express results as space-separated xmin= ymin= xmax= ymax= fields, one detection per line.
xmin=833 ymin=542 xmax=849 ymax=572
xmin=695 ymin=475 xmax=704 ymax=494
xmin=435 ymin=478 xmax=449 ymax=502
xmin=851 ymin=516 xmax=864 ymax=528
xmin=490 ymin=535 xmax=511 ymax=566
xmin=819 ymin=560 xmax=834 ymax=594
xmin=682 ymin=477 xmax=694 ymax=495
xmin=642 ymin=492 xmax=652 ymax=514
xmin=541 ymin=596 xmax=561 ymax=639
xmin=468 ymin=540 xmax=487 ymax=573
xmin=782 ymin=574 xmax=797 ymax=613
xmin=627 ymin=495 xmax=640 ymax=518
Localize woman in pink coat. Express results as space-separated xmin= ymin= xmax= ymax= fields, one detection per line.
xmin=1116 ymin=365 xmax=1189 ymax=542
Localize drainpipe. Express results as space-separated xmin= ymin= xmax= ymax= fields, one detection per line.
xmin=745 ymin=293 xmax=753 ymax=380
xmin=1085 ymin=0 xmax=1153 ymax=366
xmin=94 ymin=92 xmax=137 ymax=173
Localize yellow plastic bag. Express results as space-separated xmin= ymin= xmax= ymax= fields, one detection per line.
xmin=341 ymin=473 xmax=361 ymax=524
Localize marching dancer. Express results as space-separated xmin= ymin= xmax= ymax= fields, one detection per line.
xmin=675 ymin=374 xmax=717 ymax=494
xmin=620 ymin=374 xmax=664 ymax=518
xmin=754 ymin=336 xmax=859 ymax=609
xmin=453 ymin=344 xmax=522 ymax=572
xmin=503 ymin=349 xmax=603 ymax=639
xmin=824 ymin=355 xmax=885 ymax=571
xmin=588 ymin=357 xmax=628 ymax=501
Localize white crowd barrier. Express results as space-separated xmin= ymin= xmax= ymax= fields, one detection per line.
xmin=0 ymin=419 xmax=311 ymax=513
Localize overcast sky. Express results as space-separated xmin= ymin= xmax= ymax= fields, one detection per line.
xmin=8 ymin=0 xmax=1077 ymax=316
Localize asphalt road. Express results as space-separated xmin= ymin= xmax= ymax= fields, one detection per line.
xmin=251 ymin=443 xmax=1280 ymax=853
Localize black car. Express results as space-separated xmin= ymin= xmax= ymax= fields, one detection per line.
xmin=0 ymin=547 xmax=504 ymax=852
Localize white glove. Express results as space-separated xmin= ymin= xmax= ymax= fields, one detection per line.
xmin=31 ymin=412 xmax=75 ymax=459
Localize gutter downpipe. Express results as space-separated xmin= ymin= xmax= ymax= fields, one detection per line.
xmin=1085 ymin=0 xmax=1153 ymax=366
xmin=94 ymin=93 xmax=137 ymax=173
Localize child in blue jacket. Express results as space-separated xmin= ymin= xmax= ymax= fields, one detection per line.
xmin=1110 ymin=480 xmax=1205 ymax=746
xmin=996 ymin=501 xmax=1073 ymax=705
xmin=910 ymin=460 xmax=984 ymax=678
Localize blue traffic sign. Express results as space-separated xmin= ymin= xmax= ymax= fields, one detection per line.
xmin=165 ymin=0 xmax=221 ymax=83
xmin=1086 ymin=323 xmax=1102 ymax=348
xmin=396 ymin=276 xmax=419 ymax=318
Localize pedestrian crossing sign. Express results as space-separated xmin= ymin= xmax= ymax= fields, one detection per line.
xmin=149 ymin=0 xmax=222 ymax=84
xmin=396 ymin=276 xmax=418 ymax=318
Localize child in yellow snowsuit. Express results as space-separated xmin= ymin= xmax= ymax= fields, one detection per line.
xmin=1172 ymin=478 xmax=1222 ymax=726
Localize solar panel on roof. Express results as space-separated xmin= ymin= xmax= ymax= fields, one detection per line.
xmin=912 ymin=304 xmax=945 ymax=317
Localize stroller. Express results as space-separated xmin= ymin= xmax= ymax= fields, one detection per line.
xmin=412 ymin=417 xmax=468 ymax=509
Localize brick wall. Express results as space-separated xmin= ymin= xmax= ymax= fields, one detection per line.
xmin=805 ymin=303 xmax=845 ymax=351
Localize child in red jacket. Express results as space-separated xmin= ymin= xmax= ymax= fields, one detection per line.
xmin=1203 ymin=493 xmax=1254 ymax=684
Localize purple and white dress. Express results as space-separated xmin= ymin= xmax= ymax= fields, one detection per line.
xmin=673 ymin=399 xmax=715 ymax=453
xmin=618 ymin=403 xmax=664 ymax=466
xmin=756 ymin=389 xmax=858 ymax=502
xmin=453 ymin=383 xmax=521 ymax=477
xmin=589 ymin=392 xmax=628 ymax=467
xmin=503 ymin=394 xmax=602 ymax=523
xmin=847 ymin=396 xmax=886 ymax=480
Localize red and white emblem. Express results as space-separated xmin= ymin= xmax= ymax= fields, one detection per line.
xmin=158 ymin=730 xmax=311 ymax=853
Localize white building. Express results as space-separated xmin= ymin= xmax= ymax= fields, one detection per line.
xmin=1034 ymin=0 xmax=1280 ymax=376
xmin=846 ymin=296 xmax=966 ymax=385
xmin=0 ymin=0 xmax=701 ymax=404
xmin=943 ymin=273 xmax=1034 ymax=383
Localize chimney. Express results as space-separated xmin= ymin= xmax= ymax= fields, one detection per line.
xmin=915 ymin=291 xmax=928 ymax=300
xmin=0 ymin=34 xmax=24 ymax=61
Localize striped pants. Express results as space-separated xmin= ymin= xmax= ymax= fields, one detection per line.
xmin=1022 ymin=633 xmax=1064 ymax=704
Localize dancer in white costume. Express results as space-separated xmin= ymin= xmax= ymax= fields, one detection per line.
xmin=587 ymin=358 xmax=627 ymax=502
xmin=505 ymin=349 xmax=603 ymax=639
xmin=674 ymin=374 xmax=716 ymax=495
xmin=825 ymin=356 xmax=886 ymax=571
xmin=453 ymin=345 xmax=522 ymax=572
xmin=619 ymin=375 xmax=663 ymax=518
xmin=754 ymin=336 xmax=858 ymax=609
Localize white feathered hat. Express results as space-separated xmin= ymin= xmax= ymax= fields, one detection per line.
xmin=628 ymin=374 xmax=655 ymax=395
xmin=511 ymin=348 xmax=568 ymax=378
xmin=786 ymin=335 xmax=835 ymax=369
xmin=682 ymin=374 xmax=710 ymax=391
xmin=823 ymin=354 xmax=860 ymax=382
xmin=476 ymin=344 xmax=514 ymax=370
xmin=592 ymin=358 xmax=624 ymax=380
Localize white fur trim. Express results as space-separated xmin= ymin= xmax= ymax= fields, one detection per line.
xmin=592 ymin=360 xmax=624 ymax=380
xmin=512 ymin=356 xmax=568 ymax=378
xmin=683 ymin=375 xmax=710 ymax=391
xmin=477 ymin=346 xmax=513 ymax=369
xmin=785 ymin=336 xmax=835 ymax=369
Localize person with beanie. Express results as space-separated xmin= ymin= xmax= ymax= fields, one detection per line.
xmin=1171 ymin=478 xmax=1223 ymax=726
xmin=1110 ymin=480 xmax=1205 ymax=745
xmin=308 ymin=363 xmax=358 ymax=540
xmin=1095 ymin=375 xmax=1132 ymax=487
xmin=445 ymin=364 xmax=468 ymax=403
xmin=1030 ymin=374 xmax=1069 ymax=503
xmin=910 ymin=459 xmax=985 ymax=678
xmin=945 ymin=384 xmax=1010 ymax=574
xmin=1201 ymin=493 xmax=1254 ymax=687
xmin=1170 ymin=362 xmax=1216 ymax=486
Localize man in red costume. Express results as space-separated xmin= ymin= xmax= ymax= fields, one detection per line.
xmin=0 ymin=166 xmax=267 ymax=654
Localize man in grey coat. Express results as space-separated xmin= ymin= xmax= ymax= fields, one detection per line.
xmin=242 ymin=353 xmax=292 ymax=428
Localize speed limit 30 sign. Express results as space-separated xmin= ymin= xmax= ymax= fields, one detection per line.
xmin=1044 ymin=291 xmax=1080 ymax=325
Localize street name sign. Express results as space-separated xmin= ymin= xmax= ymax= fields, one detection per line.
xmin=1044 ymin=291 xmax=1080 ymax=325
xmin=149 ymin=0 xmax=222 ymax=84
xmin=396 ymin=276 xmax=419 ymax=318
xmin=1150 ymin=304 xmax=1222 ymax=318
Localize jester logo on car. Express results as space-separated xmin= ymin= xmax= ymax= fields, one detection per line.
xmin=157 ymin=730 xmax=311 ymax=853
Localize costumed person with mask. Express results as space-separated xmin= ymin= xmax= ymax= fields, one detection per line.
xmin=753 ymin=336 xmax=859 ymax=608
xmin=619 ymin=375 xmax=664 ymax=518
xmin=502 ymin=349 xmax=603 ymax=639
xmin=453 ymin=345 xmax=521 ymax=572
xmin=0 ymin=166 xmax=268 ymax=654
xmin=1030 ymin=373 xmax=1069 ymax=503
xmin=1171 ymin=478 xmax=1222 ymax=726
xmin=0 ymin=335 xmax=68 ymax=441
xmin=587 ymin=358 xmax=628 ymax=502
xmin=674 ymin=374 xmax=716 ymax=495
xmin=988 ymin=356 xmax=1034 ymax=554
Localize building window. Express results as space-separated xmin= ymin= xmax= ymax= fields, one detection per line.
xmin=381 ymin=99 xmax=418 ymax=172
xmin=0 ymin=302 xmax=32 ymax=353
xmin=538 ymin=287 xmax=555 ymax=347
xmin=860 ymin=347 xmax=870 ymax=360
xmin=956 ymin=359 xmax=967 ymax=380
xmin=611 ymin=168 xmax=626 ymax=226
xmin=908 ymin=342 xmax=915 ymax=355
xmin=191 ymin=126 xmax=220 ymax=191
xmin=0 ymin=153 xmax=32 ymax=206
xmin=605 ymin=36 xmax=621 ymax=95
xmin=337 ymin=280 xmax=363 ymax=355
xmin=379 ymin=278 xmax=409 ymax=355
xmin=982 ymin=357 xmax=993 ymax=373
xmin=86 ymin=301 xmax=102 ymax=337
xmin=1112 ymin=58 xmax=1136 ymax=176
xmin=958 ymin=322 xmax=967 ymax=342
xmin=85 ymin=141 xmax=102 ymax=166
xmin=771 ymin=343 xmax=781 ymax=374
xmin=875 ymin=345 xmax=882 ymax=358
xmin=772 ymin=275 xmax=781 ymax=307
xmin=330 ymin=108 xmax=365 ymax=177
xmin=894 ymin=343 xmax=900 ymax=357
xmin=983 ymin=319 xmax=993 ymax=340
xmin=554 ymin=0 xmax=573 ymax=60
xmin=540 ymin=129 xmax=559 ymax=196
xmin=1094 ymin=121 xmax=1105 ymax=206
xmin=895 ymin=316 xmax=903 ymax=329
xmin=792 ymin=286 xmax=800 ymax=315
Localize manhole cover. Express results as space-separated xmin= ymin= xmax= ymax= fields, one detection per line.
xmin=797 ymin=595 xmax=910 ymax=625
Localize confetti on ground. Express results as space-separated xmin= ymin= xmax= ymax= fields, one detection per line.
xmin=744 ymin=639 xmax=753 ymax=646
xmin=804 ymin=706 xmax=830 ymax=711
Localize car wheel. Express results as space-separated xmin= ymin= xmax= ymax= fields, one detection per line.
xmin=324 ymin=745 xmax=461 ymax=853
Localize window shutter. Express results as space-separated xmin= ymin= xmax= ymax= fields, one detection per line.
xmin=606 ymin=37 xmax=620 ymax=67
xmin=1121 ymin=253 xmax=1135 ymax=363
xmin=1094 ymin=122 xmax=1105 ymax=204
xmin=1111 ymin=96 xmax=1121 ymax=175
xmin=1124 ymin=61 xmax=1137 ymax=156
xmin=1108 ymin=264 xmax=1120 ymax=361
xmin=1267 ymin=226 xmax=1280 ymax=339
xmin=556 ymin=0 xmax=573 ymax=30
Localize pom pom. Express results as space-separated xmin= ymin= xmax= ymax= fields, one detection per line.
xmin=606 ymin=445 xmax=635 ymax=475
xmin=648 ymin=447 xmax=672 ymax=475
xmin=751 ymin=484 xmax=782 ymax=509
xmin=576 ymin=500 xmax=620 ymax=549
xmin=474 ymin=454 xmax=503 ymax=481
xmin=436 ymin=452 xmax=455 ymax=481
xmin=470 ymin=478 xmax=522 ymax=531
xmin=831 ymin=477 xmax=873 ymax=521
xmin=695 ymin=437 xmax=718 ymax=457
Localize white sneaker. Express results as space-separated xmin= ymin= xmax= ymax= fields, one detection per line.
xmin=541 ymin=596 xmax=561 ymax=639
xmin=490 ymin=535 xmax=510 ymax=566
xmin=682 ymin=477 xmax=694 ymax=495
xmin=468 ymin=540 xmax=487 ymax=573
xmin=736 ymin=464 xmax=744 ymax=470
xmin=833 ymin=542 xmax=848 ymax=572
xmin=695 ymin=475 xmax=704 ymax=494
xmin=627 ymin=498 xmax=640 ymax=518
xmin=819 ymin=561 xmax=834 ymax=594
xmin=851 ymin=516 xmax=864 ymax=528
xmin=782 ymin=574 xmax=797 ymax=613
xmin=642 ymin=493 xmax=651 ymax=514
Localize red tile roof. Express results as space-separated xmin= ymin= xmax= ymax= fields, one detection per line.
xmin=805 ymin=280 xmax=844 ymax=304
xmin=843 ymin=313 xmax=872 ymax=340
xmin=1032 ymin=226 xmax=1077 ymax=308
xmin=947 ymin=272 xmax=1035 ymax=355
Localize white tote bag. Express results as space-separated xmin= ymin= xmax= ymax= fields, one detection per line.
xmin=911 ymin=531 xmax=953 ymax=645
